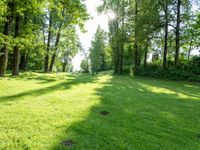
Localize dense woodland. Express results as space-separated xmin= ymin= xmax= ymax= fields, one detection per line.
xmin=0 ymin=0 xmax=200 ymax=81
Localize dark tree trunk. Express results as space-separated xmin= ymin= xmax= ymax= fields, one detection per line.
xmin=113 ymin=21 xmax=120 ymax=74
xmin=118 ymin=0 xmax=125 ymax=74
xmin=175 ymin=0 xmax=181 ymax=67
xmin=144 ymin=46 xmax=148 ymax=68
xmin=49 ymin=53 xmax=56 ymax=72
xmin=62 ymin=63 xmax=67 ymax=72
xmin=0 ymin=1 xmax=15 ymax=77
xmin=49 ymin=23 xmax=62 ymax=72
xmin=44 ymin=12 xmax=52 ymax=73
xmin=134 ymin=0 xmax=139 ymax=73
xmin=188 ymin=40 xmax=192 ymax=60
xmin=12 ymin=15 xmax=21 ymax=76
xmin=19 ymin=52 xmax=29 ymax=70
xmin=163 ymin=5 xmax=169 ymax=69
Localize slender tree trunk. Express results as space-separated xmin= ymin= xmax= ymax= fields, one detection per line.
xmin=144 ymin=45 xmax=148 ymax=68
xmin=119 ymin=0 xmax=125 ymax=74
xmin=44 ymin=12 xmax=52 ymax=73
xmin=188 ymin=40 xmax=192 ymax=60
xmin=0 ymin=1 xmax=15 ymax=77
xmin=12 ymin=15 xmax=21 ymax=76
xmin=134 ymin=0 xmax=139 ymax=73
xmin=113 ymin=21 xmax=119 ymax=74
xmin=49 ymin=21 xmax=62 ymax=72
xmin=163 ymin=5 xmax=169 ymax=69
xmin=175 ymin=0 xmax=181 ymax=67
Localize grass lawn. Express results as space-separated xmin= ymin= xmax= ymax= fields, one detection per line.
xmin=0 ymin=72 xmax=200 ymax=150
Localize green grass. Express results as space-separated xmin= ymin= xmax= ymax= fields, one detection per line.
xmin=0 ymin=72 xmax=200 ymax=150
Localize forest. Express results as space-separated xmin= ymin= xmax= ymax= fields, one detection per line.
xmin=0 ymin=0 xmax=200 ymax=149
xmin=0 ymin=0 xmax=199 ymax=80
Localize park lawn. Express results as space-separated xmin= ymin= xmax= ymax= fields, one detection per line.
xmin=0 ymin=72 xmax=200 ymax=150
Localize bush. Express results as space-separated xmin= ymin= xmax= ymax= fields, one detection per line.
xmin=135 ymin=56 xmax=200 ymax=81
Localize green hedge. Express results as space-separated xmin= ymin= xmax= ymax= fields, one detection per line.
xmin=136 ymin=56 xmax=200 ymax=81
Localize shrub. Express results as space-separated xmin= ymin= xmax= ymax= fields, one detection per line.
xmin=135 ymin=56 xmax=200 ymax=81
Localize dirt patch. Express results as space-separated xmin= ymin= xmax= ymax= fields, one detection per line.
xmin=62 ymin=140 xmax=75 ymax=147
xmin=100 ymin=111 xmax=109 ymax=116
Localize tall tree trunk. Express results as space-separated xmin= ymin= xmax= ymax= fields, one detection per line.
xmin=188 ymin=39 xmax=192 ymax=60
xmin=44 ymin=12 xmax=52 ymax=73
xmin=19 ymin=52 xmax=29 ymax=70
xmin=163 ymin=5 xmax=169 ymax=69
xmin=134 ymin=0 xmax=139 ymax=73
xmin=119 ymin=0 xmax=125 ymax=74
xmin=49 ymin=21 xmax=62 ymax=72
xmin=113 ymin=21 xmax=119 ymax=74
xmin=175 ymin=0 xmax=181 ymax=67
xmin=12 ymin=15 xmax=21 ymax=76
xmin=144 ymin=45 xmax=148 ymax=68
xmin=0 ymin=1 xmax=15 ymax=77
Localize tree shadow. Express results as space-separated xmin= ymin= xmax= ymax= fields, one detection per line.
xmin=52 ymin=75 xmax=200 ymax=149
xmin=7 ymin=72 xmax=75 ymax=84
xmin=0 ymin=74 xmax=98 ymax=104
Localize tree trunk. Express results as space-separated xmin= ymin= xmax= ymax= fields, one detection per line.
xmin=119 ymin=0 xmax=125 ymax=74
xmin=134 ymin=0 xmax=139 ymax=73
xmin=19 ymin=52 xmax=29 ymax=70
xmin=49 ymin=53 xmax=56 ymax=72
xmin=188 ymin=40 xmax=192 ymax=60
xmin=144 ymin=46 xmax=148 ymax=68
xmin=0 ymin=1 xmax=15 ymax=77
xmin=62 ymin=63 xmax=67 ymax=72
xmin=12 ymin=15 xmax=20 ymax=76
xmin=49 ymin=23 xmax=62 ymax=72
xmin=113 ymin=21 xmax=120 ymax=74
xmin=175 ymin=0 xmax=181 ymax=67
xmin=163 ymin=5 xmax=169 ymax=69
xmin=44 ymin=12 xmax=52 ymax=73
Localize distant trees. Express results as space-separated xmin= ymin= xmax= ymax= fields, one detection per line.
xmin=89 ymin=26 xmax=107 ymax=74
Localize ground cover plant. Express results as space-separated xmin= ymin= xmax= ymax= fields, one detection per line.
xmin=0 ymin=72 xmax=199 ymax=149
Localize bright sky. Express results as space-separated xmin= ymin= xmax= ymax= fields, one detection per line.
xmin=72 ymin=0 xmax=110 ymax=71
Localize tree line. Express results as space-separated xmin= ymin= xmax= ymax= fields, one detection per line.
xmin=0 ymin=0 xmax=88 ymax=77
xmin=86 ymin=0 xmax=199 ymax=80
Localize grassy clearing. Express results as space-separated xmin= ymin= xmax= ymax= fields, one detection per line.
xmin=0 ymin=72 xmax=200 ymax=150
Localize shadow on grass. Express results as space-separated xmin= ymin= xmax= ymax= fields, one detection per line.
xmin=8 ymin=72 xmax=74 ymax=83
xmin=52 ymin=75 xmax=200 ymax=150
xmin=0 ymin=74 xmax=98 ymax=103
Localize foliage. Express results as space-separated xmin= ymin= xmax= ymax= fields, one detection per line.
xmin=89 ymin=26 xmax=107 ymax=74
xmin=136 ymin=56 xmax=200 ymax=81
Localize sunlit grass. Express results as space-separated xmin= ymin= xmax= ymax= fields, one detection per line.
xmin=0 ymin=72 xmax=199 ymax=149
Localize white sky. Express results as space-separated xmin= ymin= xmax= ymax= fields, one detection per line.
xmin=72 ymin=0 xmax=110 ymax=71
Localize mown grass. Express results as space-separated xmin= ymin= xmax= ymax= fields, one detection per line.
xmin=0 ymin=72 xmax=200 ymax=150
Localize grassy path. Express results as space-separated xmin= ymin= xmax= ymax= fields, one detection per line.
xmin=0 ymin=72 xmax=200 ymax=149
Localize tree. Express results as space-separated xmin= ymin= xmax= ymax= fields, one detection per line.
xmin=174 ymin=0 xmax=181 ymax=67
xmin=59 ymin=27 xmax=81 ymax=72
xmin=48 ymin=0 xmax=88 ymax=72
xmin=0 ymin=1 xmax=15 ymax=77
xmin=89 ymin=26 xmax=107 ymax=74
